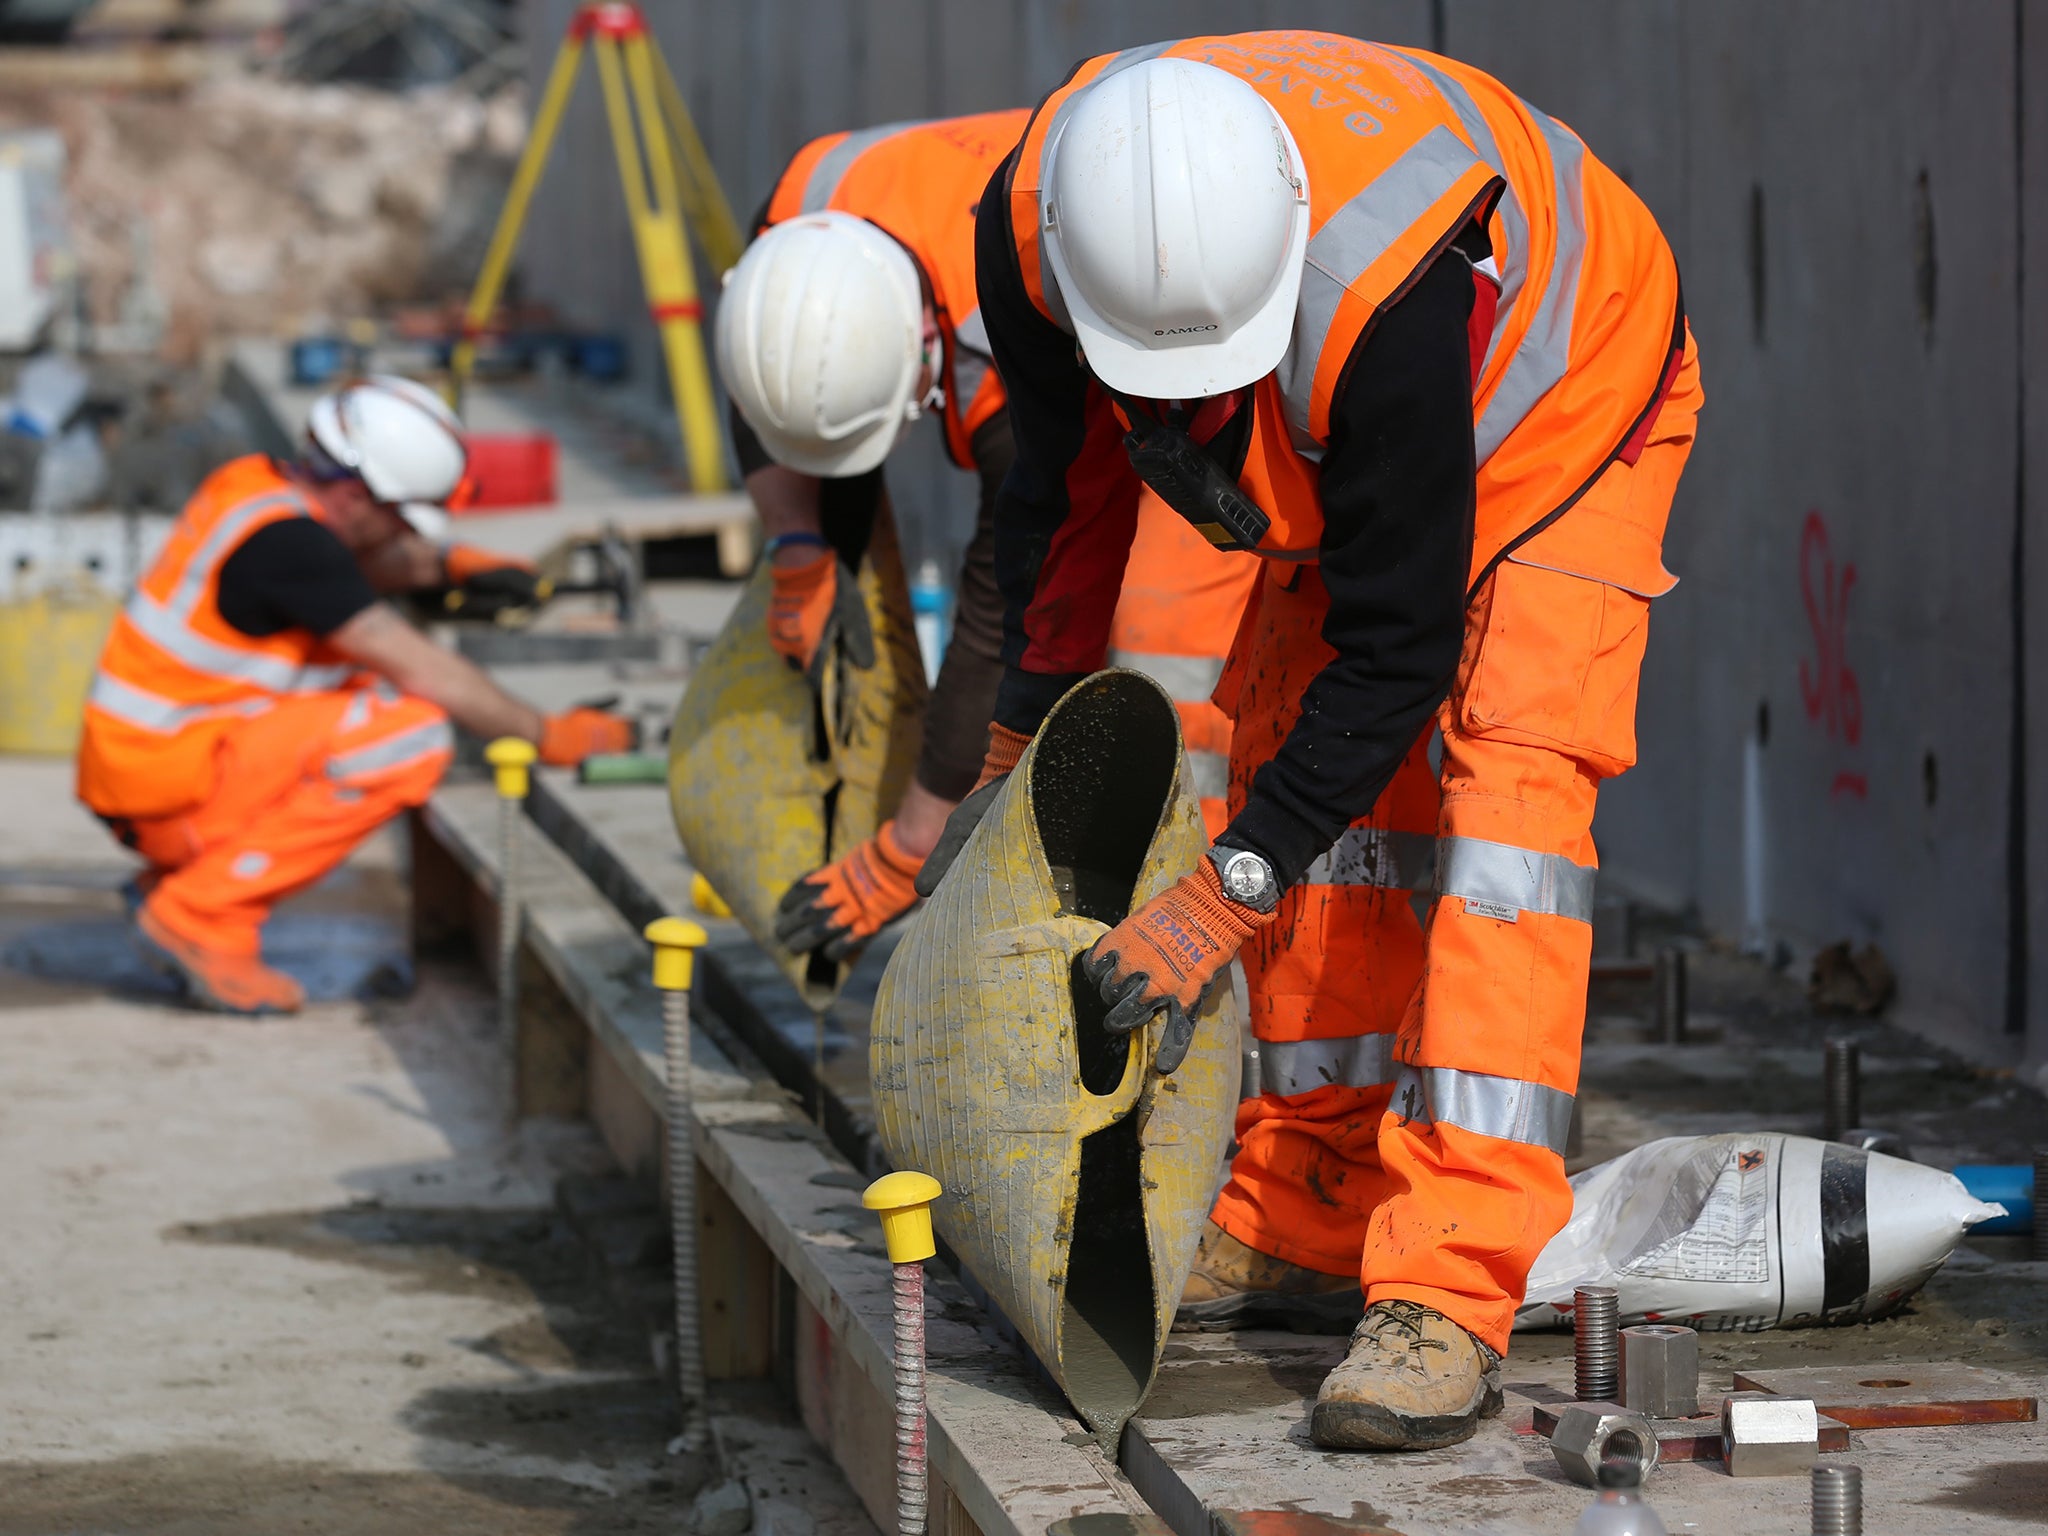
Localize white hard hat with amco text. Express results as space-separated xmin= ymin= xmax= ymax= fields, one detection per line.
xmin=307 ymin=374 xmax=469 ymax=539
xmin=1041 ymin=57 xmax=1311 ymax=399
xmin=716 ymin=210 xmax=928 ymax=477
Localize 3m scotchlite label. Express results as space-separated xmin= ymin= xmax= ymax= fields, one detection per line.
xmin=327 ymin=718 xmax=453 ymax=780
xmin=1391 ymin=1063 xmax=1575 ymax=1154
xmin=1302 ymin=826 xmax=1438 ymax=892
xmin=1109 ymin=648 xmax=1226 ymax=702
xmin=1278 ymin=123 xmax=1490 ymax=439
xmin=800 ymin=121 xmax=924 ymax=211
xmin=1438 ymin=834 xmax=1595 ymax=922
xmin=1257 ymin=1034 xmax=1398 ymax=1097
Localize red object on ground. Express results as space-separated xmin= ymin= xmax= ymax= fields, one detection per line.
xmin=460 ymin=433 xmax=558 ymax=511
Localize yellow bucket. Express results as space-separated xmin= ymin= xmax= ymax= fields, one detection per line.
xmin=0 ymin=586 xmax=118 ymax=754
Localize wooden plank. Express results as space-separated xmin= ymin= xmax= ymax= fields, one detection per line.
xmin=1731 ymin=1362 xmax=2040 ymax=1430
xmin=419 ymin=781 xmax=1144 ymax=1536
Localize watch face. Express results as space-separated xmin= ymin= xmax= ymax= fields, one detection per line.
xmin=1223 ymin=852 xmax=1271 ymax=905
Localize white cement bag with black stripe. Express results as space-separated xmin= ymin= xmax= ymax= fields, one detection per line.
xmin=1515 ymin=1133 xmax=2005 ymax=1332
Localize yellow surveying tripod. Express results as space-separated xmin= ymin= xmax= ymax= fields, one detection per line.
xmin=451 ymin=2 xmax=743 ymax=492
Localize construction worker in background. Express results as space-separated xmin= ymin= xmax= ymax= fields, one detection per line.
xmin=76 ymin=376 xmax=636 ymax=1016
xmin=939 ymin=35 xmax=1701 ymax=1451
xmin=716 ymin=111 xmax=1254 ymax=967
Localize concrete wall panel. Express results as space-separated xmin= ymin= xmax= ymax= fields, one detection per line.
xmin=2023 ymin=0 xmax=2048 ymax=1082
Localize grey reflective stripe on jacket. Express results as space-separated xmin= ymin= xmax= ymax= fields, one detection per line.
xmin=1391 ymin=1062 xmax=1574 ymax=1154
xmin=798 ymin=121 xmax=925 ymax=212
xmin=1379 ymin=47 xmax=1589 ymax=464
xmin=1253 ymin=1033 xmax=1399 ymax=1098
xmin=1301 ymin=826 xmax=1438 ymax=893
xmin=1109 ymin=647 xmax=1225 ymax=704
xmin=88 ymin=672 xmax=271 ymax=735
xmin=1437 ymin=834 xmax=1595 ymax=923
xmin=1275 ymin=122 xmax=1493 ymax=447
xmin=951 ymin=305 xmax=993 ymax=418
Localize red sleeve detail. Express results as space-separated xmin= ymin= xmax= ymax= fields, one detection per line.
xmin=1018 ymin=383 xmax=1139 ymax=675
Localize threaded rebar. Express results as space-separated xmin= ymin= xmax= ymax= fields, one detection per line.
xmin=1822 ymin=1038 xmax=1860 ymax=1142
xmin=1574 ymin=1284 xmax=1620 ymax=1401
xmin=1811 ymin=1463 xmax=1863 ymax=1536
xmin=893 ymin=1262 xmax=929 ymax=1536
xmin=665 ymin=987 xmax=706 ymax=1450
xmin=2033 ymin=1148 xmax=2048 ymax=1263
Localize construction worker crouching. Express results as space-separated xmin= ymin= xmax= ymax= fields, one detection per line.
xmin=76 ymin=376 xmax=636 ymax=1016
xmin=937 ymin=35 xmax=1702 ymax=1451
xmin=718 ymin=112 xmax=1256 ymax=966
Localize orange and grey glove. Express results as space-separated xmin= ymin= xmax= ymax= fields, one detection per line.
xmin=773 ymin=819 xmax=923 ymax=961
xmin=766 ymin=536 xmax=874 ymax=688
xmin=538 ymin=707 xmax=637 ymax=767
xmin=1080 ymin=857 xmax=1276 ymax=1075
xmin=912 ymin=723 xmax=1032 ymax=898
xmin=443 ymin=544 xmax=543 ymax=614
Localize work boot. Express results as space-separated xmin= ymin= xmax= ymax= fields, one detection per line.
xmin=135 ymin=904 xmax=304 ymax=1017
xmin=1173 ymin=1219 xmax=1363 ymax=1334
xmin=1310 ymin=1299 xmax=1503 ymax=1451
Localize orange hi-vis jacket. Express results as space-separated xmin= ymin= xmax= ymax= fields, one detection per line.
xmin=1004 ymin=33 xmax=1685 ymax=586
xmin=765 ymin=110 xmax=1027 ymax=470
xmin=77 ymin=455 xmax=359 ymax=821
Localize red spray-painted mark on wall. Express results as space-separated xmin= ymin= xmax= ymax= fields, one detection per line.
xmin=1798 ymin=509 xmax=1867 ymax=800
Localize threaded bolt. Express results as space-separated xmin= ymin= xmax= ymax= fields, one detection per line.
xmin=1823 ymin=1038 xmax=1860 ymax=1142
xmin=2033 ymin=1148 xmax=2048 ymax=1263
xmin=1811 ymin=1463 xmax=1863 ymax=1536
xmin=1654 ymin=947 xmax=1688 ymax=1044
xmin=1574 ymin=1284 xmax=1620 ymax=1401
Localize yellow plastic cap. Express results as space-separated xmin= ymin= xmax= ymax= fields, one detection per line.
xmin=862 ymin=1170 xmax=942 ymax=1264
xmin=485 ymin=736 xmax=539 ymax=799
xmin=645 ymin=916 xmax=708 ymax=992
xmin=691 ymin=870 xmax=733 ymax=919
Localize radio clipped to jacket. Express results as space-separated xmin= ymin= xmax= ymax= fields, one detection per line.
xmin=1117 ymin=398 xmax=1271 ymax=554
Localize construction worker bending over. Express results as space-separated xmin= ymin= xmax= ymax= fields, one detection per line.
xmin=717 ymin=111 xmax=1253 ymax=965
xmin=945 ymin=35 xmax=1701 ymax=1451
xmin=76 ymin=377 xmax=635 ymax=1016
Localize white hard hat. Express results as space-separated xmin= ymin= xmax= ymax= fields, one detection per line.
xmin=1042 ymin=58 xmax=1310 ymax=398
xmin=715 ymin=211 xmax=927 ymax=477
xmin=307 ymin=374 xmax=469 ymax=538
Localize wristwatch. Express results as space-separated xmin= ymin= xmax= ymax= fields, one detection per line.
xmin=1206 ymin=844 xmax=1281 ymax=914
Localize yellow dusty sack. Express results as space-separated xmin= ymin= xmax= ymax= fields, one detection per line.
xmin=668 ymin=504 xmax=925 ymax=1008
xmin=0 ymin=585 xmax=119 ymax=754
xmin=869 ymin=669 xmax=1236 ymax=1445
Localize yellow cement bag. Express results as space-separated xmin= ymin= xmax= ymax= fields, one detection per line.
xmin=668 ymin=504 xmax=926 ymax=1008
xmin=869 ymin=669 xmax=1237 ymax=1445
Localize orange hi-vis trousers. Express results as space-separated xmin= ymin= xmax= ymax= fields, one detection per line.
xmin=115 ymin=685 xmax=453 ymax=957
xmin=1212 ymin=341 xmax=1702 ymax=1355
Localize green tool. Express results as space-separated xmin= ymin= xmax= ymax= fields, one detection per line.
xmin=577 ymin=752 xmax=669 ymax=785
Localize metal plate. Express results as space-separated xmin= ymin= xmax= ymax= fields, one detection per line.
xmin=1730 ymin=1362 xmax=2040 ymax=1429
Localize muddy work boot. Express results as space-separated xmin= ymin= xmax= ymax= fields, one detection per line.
xmin=136 ymin=904 xmax=305 ymax=1017
xmin=1173 ymin=1219 xmax=1363 ymax=1334
xmin=1310 ymin=1299 xmax=1502 ymax=1451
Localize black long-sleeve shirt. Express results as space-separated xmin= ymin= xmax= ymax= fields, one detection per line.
xmin=976 ymin=156 xmax=1480 ymax=889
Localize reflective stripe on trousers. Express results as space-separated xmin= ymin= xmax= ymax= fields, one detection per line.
xmin=328 ymin=716 xmax=455 ymax=780
xmin=1390 ymin=1063 xmax=1574 ymax=1155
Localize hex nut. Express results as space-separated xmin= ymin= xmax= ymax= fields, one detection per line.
xmin=1621 ymin=1324 xmax=1700 ymax=1418
xmin=1720 ymin=1392 xmax=1820 ymax=1477
xmin=1551 ymin=1400 xmax=1661 ymax=1488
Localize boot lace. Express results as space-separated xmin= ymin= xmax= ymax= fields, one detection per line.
xmin=1359 ymin=1298 xmax=1449 ymax=1355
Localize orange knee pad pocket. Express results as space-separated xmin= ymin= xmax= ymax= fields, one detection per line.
xmin=1459 ymin=560 xmax=1653 ymax=777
